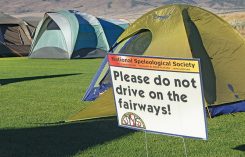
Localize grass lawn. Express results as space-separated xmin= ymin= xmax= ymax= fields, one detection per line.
xmin=0 ymin=57 xmax=244 ymax=157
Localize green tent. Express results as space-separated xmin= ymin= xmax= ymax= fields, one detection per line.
xmin=68 ymin=4 xmax=245 ymax=121
xmin=0 ymin=13 xmax=32 ymax=57
xmin=29 ymin=10 xmax=129 ymax=59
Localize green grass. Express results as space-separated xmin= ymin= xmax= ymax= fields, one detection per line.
xmin=0 ymin=57 xmax=244 ymax=157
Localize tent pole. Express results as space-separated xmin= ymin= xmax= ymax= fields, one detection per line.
xmin=206 ymin=104 xmax=212 ymax=119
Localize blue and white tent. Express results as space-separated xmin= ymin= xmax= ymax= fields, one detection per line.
xmin=29 ymin=10 xmax=129 ymax=59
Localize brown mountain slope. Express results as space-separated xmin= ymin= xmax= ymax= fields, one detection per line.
xmin=1 ymin=0 xmax=244 ymax=18
xmin=1 ymin=0 xmax=244 ymax=35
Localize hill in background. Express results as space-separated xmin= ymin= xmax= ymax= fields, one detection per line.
xmin=0 ymin=0 xmax=245 ymax=35
xmin=0 ymin=0 xmax=244 ymax=19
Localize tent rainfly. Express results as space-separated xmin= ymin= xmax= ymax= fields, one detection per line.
xmin=0 ymin=13 xmax=32 ymax=57
xmin=20 ymin=16 xmax=42 ymax=38
xmin=29 ymin=10 xmax=129 ymax=59
xmin=68 ymin=4 xmax=245 ymax=121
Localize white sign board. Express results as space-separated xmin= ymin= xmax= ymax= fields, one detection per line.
xmin=108 ymin=54 xmax=207 ymax=140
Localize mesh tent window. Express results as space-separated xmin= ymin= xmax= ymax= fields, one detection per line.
xmin=47 ymin=20 xmax=60 ymax=30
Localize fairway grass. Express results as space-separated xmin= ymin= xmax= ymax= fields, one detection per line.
xmin=0 ymin=57 xmax=244 ymax=157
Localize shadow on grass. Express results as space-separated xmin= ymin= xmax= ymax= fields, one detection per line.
xmin=233 ymin=144 xmax=245 ymax=151
xmin=0 ymin=73 xmax=82 ymax=85
xmin=0 ymin=118 xmax=134 ymax=157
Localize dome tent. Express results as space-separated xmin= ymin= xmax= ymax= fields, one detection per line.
xmin=0 ymin=13 xmax=32 ymax=57
xmin=29 ymin=10 xmax=129 ymax=59
xmin=68 ymin=4 xmax=245 ymax=121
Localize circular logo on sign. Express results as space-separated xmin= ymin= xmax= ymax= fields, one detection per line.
xmin=121 ymin=112 xmax=146 ymax=129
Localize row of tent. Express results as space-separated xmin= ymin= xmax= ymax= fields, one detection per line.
xmin=0 ymin=4 xmax=245 ymax=120
xmin=0 ymin=10 xmax=129 ymax=58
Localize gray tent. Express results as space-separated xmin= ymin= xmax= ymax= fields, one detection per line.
xmin=0 ymin=13 xmax=32 ymax=57
xmin=20 ymin=16 xmax=42 ymax=38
